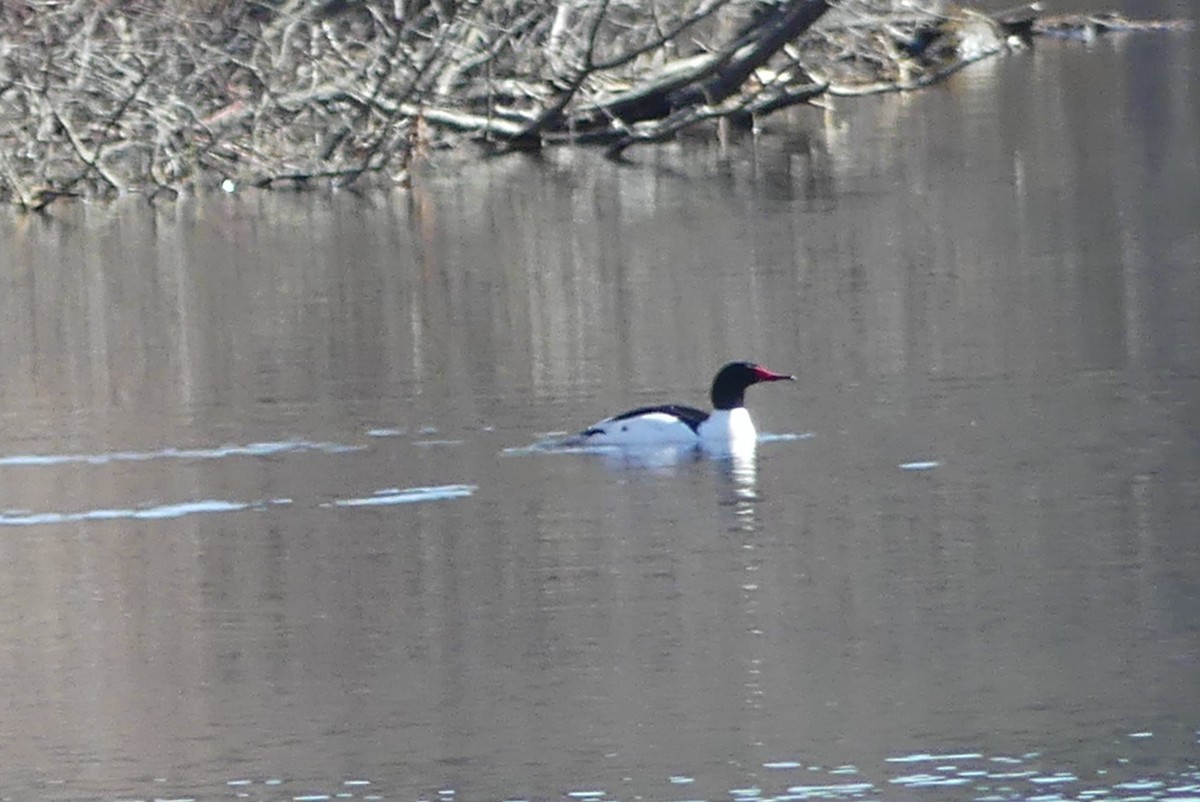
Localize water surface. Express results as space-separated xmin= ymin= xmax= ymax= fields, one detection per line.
xmin=1 ymin=14 xmax=1199 ymax=802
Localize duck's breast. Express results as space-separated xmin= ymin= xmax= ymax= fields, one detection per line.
xmin=697 ymin=408 xmax=756 ymax=442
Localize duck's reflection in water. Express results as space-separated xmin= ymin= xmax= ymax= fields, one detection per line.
xmin=709 ymin=439 xmax=759 ymax=534
xmin=594 ymin=443 xmax=704 ymax=471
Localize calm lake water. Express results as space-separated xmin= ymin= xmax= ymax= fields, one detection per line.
xmin=2 ymin=9 xmax=1199 ymax=802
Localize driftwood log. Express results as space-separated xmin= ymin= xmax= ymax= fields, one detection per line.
xmin=0 ymin=0 xmax=1189 ymax=210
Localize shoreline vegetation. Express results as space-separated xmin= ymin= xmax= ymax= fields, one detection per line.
xmin=0 ymin=0 xmax=1188 ymax=211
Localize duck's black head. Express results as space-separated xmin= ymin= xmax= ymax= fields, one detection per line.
xmin=710 ymin=361 xmax=795 ymax=410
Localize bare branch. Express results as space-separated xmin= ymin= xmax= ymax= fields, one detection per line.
xmin=0 ymin=0 xmax=1185 ymax=208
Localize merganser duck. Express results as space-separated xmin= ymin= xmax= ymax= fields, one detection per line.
xmin=573 ymin=362 xmax=795 ymax=446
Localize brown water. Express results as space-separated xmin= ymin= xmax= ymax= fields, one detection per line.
xmin=2 ymin=16 xmax=1200 ymax=802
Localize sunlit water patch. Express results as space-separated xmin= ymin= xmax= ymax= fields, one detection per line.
xmin=620 ymin=750 xmax=1200 ymax=802
xmin=0 ymin=439 xmax=365 ymax=468
xmin=48 ymin=753 xmax=1200 ymax=802
xmin=207 ymin=777 xmax=385 ymax=802
xmin=109 ymin=777 xmax=388 ymax=802
xmin=781 ymin=781 xmax=876 ymax=799
xmin=886 ymin=753 xmax=985 ymax=763
xmin=874 ymin=750 xmax=1200 ymax=802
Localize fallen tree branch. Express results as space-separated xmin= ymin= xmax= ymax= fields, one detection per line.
xmin=509 ymin=0 xmax=613 ymax=147
xmin=0 ymin=0 xmax=1189 ymax=208
xmin=668 ymin=0 xmax=831 ymax=109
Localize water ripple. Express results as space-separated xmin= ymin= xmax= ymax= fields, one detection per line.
xmin=325 ymin=485 xmax=476 ymax=507
xmin=757 ymin=432 xmax=816 ymax=443
xmin=506 ymin=431 xmax=813 ymax=456
xmin=0 ymin=439 xmax=365 ymax=468
xmin=55 ymin=756 xmax=1200 ymax=802
xmin=886 ymin=752 xmax=983 ymax=763
xmin=784 ymin=782 xmax=875 ymax=797
xmin=0 ymin=484 xmax=474 ymax=527
xmin=0 ymin=498 xmax=277 ymax=526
